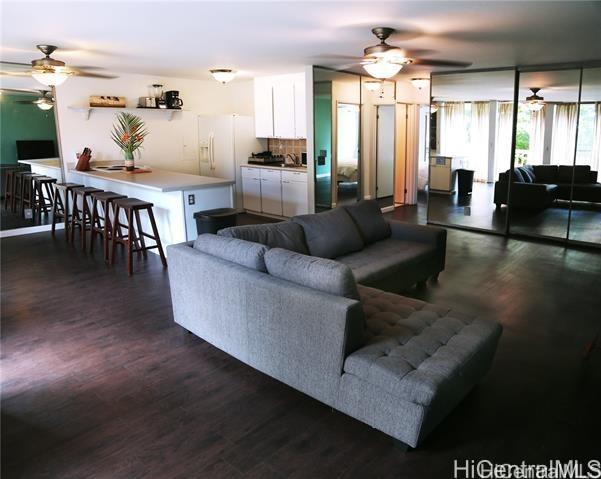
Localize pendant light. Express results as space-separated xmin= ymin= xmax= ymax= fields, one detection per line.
xmin=210 ymin=69 xmax=237 ymax=84
xmin=362 ymin=59 xmax=402 ymax=79
xmin=410 ymin=78 xmax=430 ymax=90
xmin=525 ymin=88 xmax=545 ymax=112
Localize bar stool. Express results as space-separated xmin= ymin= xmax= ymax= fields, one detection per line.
xmin=90 ymin=191 xmax=127 ymax=261
xmin=19 ymin=173 xmax=44 ymax=215
xmin=11 ymin=171 xmax=25 ymax=212
xmin=32 ymin=176 xmax=57 ymax=221
xmin=70 ymin=186 xmax=103 ymax=250
xmin=4 ymin=169 xmax=14 ymax=211
xmin=51 ymin=182 xmax=84 ymax=239
xmin=110 ymin=198 xmax=167 ymax=276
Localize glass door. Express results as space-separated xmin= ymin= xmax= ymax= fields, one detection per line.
xmin=509 ymin=69 xmax=581 ymax=240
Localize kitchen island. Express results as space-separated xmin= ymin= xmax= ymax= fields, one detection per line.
xmin=68 ymin=165 xmax=234 ymax=246
xmin=18 ymin=158 xmax=63 ymax=182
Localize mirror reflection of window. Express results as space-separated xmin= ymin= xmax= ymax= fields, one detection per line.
xmin=336 ymin=103 xmax=360 ymax=206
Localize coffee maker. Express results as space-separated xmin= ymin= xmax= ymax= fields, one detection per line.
xmin=164 ymin=91 xmax=183 ymax=109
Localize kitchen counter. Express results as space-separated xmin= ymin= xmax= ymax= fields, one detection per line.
xmin=18 ymin=158 xmax=62 ymax=170
xmin=242 ymin=164 xmax=307 ymax=173
xmin=70 ymin=165 xmax=234 ymax=193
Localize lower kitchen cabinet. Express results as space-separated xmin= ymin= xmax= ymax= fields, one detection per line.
xmin=241 ymin=166 xmax=308 ymax=218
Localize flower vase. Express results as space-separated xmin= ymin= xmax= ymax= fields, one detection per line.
xmin=124 ymin=151 xmax=135 ymax=172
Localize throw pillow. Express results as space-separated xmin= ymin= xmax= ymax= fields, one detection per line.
xmin=218 ymin=222 xmax=309 ymax=254
xmin=292 ymin=208 xmax=364 ymax=259
xmin=343 ymin=200 xmax=391 ymax=244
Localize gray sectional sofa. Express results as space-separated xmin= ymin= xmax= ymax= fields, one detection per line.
xmin=168 ymin=201 xmax=502 ymax=448
xmin=219 ymin=200 xmax=447 ymax=292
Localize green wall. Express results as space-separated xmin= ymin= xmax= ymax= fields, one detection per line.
xmin=314 ymin=82 xmax=332 ymax=177
xmin=0 ymin=94 xmax=57 ymax=165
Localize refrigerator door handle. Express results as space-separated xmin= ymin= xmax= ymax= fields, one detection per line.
xmin=209 ymin=133 xmax=215 ymax=170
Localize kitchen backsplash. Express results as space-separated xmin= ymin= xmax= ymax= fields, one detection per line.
xmin=268 ymin=138 xmax=306 ymax=158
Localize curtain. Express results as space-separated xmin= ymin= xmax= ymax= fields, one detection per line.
xmin=439 ymin=102 xmax=466 ymax=156
xmin=550 ymin=104 xmax=578 ymax=165
xmin=529 ymin=106 xmax=545 ymax=165
xmin=469 ymin=102 xmax=489 ymax=181
xmin=494 ymin=103 xmax=514 ymax=177
xmin=591 ymin=103 xmax=601 ymax=172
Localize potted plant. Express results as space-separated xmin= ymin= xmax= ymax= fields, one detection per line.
xmin=111 ymin=112 xmax=148 ymax=171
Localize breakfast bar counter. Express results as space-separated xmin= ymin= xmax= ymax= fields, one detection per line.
xmin=68 ymin=165 xmax=235 ymax=247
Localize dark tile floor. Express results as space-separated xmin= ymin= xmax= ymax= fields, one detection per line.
xmin=2 ymin=218 xmax=601 ymax=478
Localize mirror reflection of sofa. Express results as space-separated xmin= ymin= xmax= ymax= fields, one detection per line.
xmin=494 ymin=165 xmax=601 ymax=209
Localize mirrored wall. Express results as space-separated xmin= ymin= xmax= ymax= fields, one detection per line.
xmin=428 ymin=65 xmax=601 ymax=248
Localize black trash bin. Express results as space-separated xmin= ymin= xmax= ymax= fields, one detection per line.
xmin=456 ymin=169 xmax=475 ymax=196
xmin=193 ymin=208 xmax=238 ymax=235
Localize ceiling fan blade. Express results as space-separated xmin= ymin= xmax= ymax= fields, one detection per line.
xmin=0 ymin=87 xmax=42 ymax=94
xmin=312 ymin=53 xmax=364 ymax=61
xmin=411 ymin=58 xmax=472 ymax=68
xmin=0 ymin=60 xmax=31 ymax=67
xmin=14 ymin=100 xmax=35 ymax=104
xmin=70 ymin=70 xmax=118 ymax=79
xmin=0 ymin=70 xmax=32 ymax=77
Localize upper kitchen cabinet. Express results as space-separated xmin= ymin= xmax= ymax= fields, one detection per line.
xmin=253 ymin=73 xmax=306 ymax=139
xmin=253 ymin=76 xmax=274 ymax=138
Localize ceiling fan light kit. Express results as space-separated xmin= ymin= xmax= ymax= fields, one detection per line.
xmin=410 ymin=78 xmax=430 ymax=90
xmin=525 ymin=87 xmax=545 ymax=112
xmin=210 ymin=69 xmax=236 ymax=84
xmin=362 ymin=60 xmax=402 ymax=79
xmin=36 ymin=100 xmax=54 ymax=110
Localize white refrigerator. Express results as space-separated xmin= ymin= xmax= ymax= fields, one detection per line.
xmin=198 ymin=114 xmax=265 ymax=209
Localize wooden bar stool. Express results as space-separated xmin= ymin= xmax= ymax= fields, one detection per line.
xmin=19 ymin=173 xmax=44 ymax=215
xmin=70 ymin=186 xmax=103 ymax=250
xmin=90 ymin=191 xmax=127 ymax=261
xmin=32 ymin=176 xmax=57 ymax=222
xmin=110 ymin=198 xmax=167 ymax=276
xmin=11 ymin=171 xmax=25 ymax=212
xmin=4 ymin=169 xmax=17 ymax=211
xmin=51 ymin=183 xmax=84 ymax=239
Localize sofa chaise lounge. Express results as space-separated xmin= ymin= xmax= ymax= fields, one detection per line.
xmin=494 ymin=164 xmax=601 ymax=209
xmin=167 ymin=203 xmax=502 ymax=448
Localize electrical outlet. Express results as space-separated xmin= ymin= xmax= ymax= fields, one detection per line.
xmin=464 ymin=206 xmax=471 ymax=216
xmin=188 ymin=194 xmax=195 ymax=205
xmin=24 ymin=208 xmax=33 ymax=219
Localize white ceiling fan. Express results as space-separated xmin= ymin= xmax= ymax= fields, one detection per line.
xmin=1 ymin=44 xmax=118 ymax=87
xmin=1 ymin=88 xmax=55 ymax=110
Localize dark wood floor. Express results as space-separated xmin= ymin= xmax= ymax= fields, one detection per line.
xmin=2 ymin=218 xmax=601 ymax=478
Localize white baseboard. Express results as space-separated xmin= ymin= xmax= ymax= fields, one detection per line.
xmin=0 ymin=223 xmax=64 ymax=239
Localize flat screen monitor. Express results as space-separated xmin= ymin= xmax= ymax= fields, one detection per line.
xmin=16 ymin=140 xmax=56 ymax=160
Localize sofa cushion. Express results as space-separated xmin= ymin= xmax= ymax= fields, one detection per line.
xmin=292 ymin=208 xmax=364 ymax=259
xmin=558 ymin=165 xmax=591 ymax=184
xmin=533 ymin=165 xmax=558 ymax=183
xmin=194 ymin=234 xmax=268 ymax=272
xmin=510 ymin=168 xmax=525 ymax=183
xmin=342 ymin=286 xmax=502 ymax=406
xmin=343 ymin=200 xmax=391 ymax=244
xmin=218 ymin=222 xmax=309 ymax=254
xmin=264 ymin=248 xmax=360 ymax=300
xmin=518 ymin=166 xmax=535 ymax=183
xmin=336 ymin=238 xmax=436 ymax=285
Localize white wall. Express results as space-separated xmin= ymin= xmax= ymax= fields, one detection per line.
xmin=395 ymin=79 xmax=429 ymax=104
xmin=54 ymin=73 xmax=254 ymax=173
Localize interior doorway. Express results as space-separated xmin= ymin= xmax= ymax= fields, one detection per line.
xmin=336 ymin=102 xmax=360 ymax=206
xmin=376 ymin=104 xmax=395 ymax=202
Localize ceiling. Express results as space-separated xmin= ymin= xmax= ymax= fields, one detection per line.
xmin=1 ymin=1 xmax=600 ymax=83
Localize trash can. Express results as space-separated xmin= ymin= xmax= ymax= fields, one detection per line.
xmin=456 ymin=169 xmax=475 ymax=196
xmin=193 ymin=208 xmax=238 ymax=235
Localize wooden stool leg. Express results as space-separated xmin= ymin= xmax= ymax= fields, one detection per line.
xmin=127 ymin=208 xmax=134 ymax=276
xmin=103 ymin=202 xmax=112 ymax=262
xmin=110 ymin=205 xmax=120 ymax=266
xmin=134 ymin=210 xmax=148 ymax=259
xmin=51 ymin=187 xmax=61 ymax=236
xmin=64 ymin=189 xmax=71 ymax=242
xmin=81 ymin=195 xmax=89 ymax=251
xmin=147 ymin=209 xmax=167 ymax=268
xmin=70 ymin=193 xmax=79 ymax=244
xmin=90 ymin=198 xmax=98 ymax=254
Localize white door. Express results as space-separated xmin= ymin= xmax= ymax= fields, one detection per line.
xmin=254 ymin=77 xmax=274 ymax=138
xmin=282 ymin=171 xmax=308 ymax=217
xmin=241 ymin=167 xmax=262 ymax=212
xmin=376 ymin=105 xmax=395 ymax=198
xmin=272 ymin=75 xmax=295 ymax=139
xmin=260 ymin=168 xmax=283 ymax=215
xmin=293 ymin=72 xmax=307 ymax=139
xmin=198 ymin=115 xmax=235 ymax=179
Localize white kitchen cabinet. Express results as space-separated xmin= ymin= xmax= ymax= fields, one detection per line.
xmin=260 ymin=168 xmax=283 ymax=216
xmin=241 ymin=167 xmax=262 ymax=212
xmin=282 ymin=170 xmax=308 ymax=216
xmin=253 ymin=77 xmax=274 ymax=138
xmin=253 ymin=73 xmax=306 ymax=139
xmin=272 ymin=76 xmax=296 ymax=139
xmin=293 ymin=73 xmax=307 ymax=139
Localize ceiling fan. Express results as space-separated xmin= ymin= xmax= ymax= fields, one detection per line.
xmin=0 ymin=44 xmax=118 ymax=86
xmin=2 ymin=88 xmax=55 ymax=110
xmin=324 ymin=27 xmax=472 ymax=79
